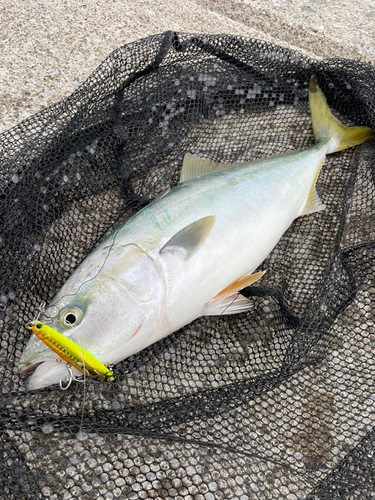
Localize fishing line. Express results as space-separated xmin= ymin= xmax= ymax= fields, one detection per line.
xmin=29 ymin=229 xmax=120 ymax=325
xmin=220 ymin=293 xmax=241 ymax=317
xmin=68 ymin=322 xmax=87 ymax=437
xmin=49 ymin=228 xmax=120 ymax=312
xmin=44 ymin=205 xmax=143 ymax=319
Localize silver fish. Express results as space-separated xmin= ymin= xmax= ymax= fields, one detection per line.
xmin=19 ymin=77 xmax=374 ymax=389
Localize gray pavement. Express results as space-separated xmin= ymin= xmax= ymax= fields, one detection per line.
xmin=1 ymin=0 xmax=374 ymax=133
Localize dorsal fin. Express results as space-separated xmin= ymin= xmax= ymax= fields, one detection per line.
xmin=268 ymin=149 xmax=301 ymax=159
xmin=180 ymin=154 xmax=250 ymax=183
xmin=180 ymin=151 xmax=302 ymax=184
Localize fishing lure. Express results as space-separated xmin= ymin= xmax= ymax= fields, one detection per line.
xmin=30 ymin=321 xmax=114 ymax=383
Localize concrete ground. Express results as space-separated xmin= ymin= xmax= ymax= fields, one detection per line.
xmin=0 ymin=0 xmax=374 ymax=133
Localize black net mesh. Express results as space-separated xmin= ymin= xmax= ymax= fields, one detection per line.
xmin=1 ymin=32 xmax=375 ymax=499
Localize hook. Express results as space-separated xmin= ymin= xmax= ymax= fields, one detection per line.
xmin=31 ymin=300 xmax=46 ymax=324
xmin=58 ymin=359 xmax=87 ymax=389
xmin=60 ymin=363 xmax=74 ymax=390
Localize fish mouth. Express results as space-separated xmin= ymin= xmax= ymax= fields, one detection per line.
xmin=19 ymin=361 xmax=44 ymax=374
xmin=18 ymin=349 xmax=57 ymax=375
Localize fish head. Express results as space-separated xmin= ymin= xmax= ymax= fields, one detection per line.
xmin=19 ymin=243 xmax=166 ymax=389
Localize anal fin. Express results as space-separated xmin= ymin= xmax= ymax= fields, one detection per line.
xmin=299 ymin=159 xmax=326 ymax=217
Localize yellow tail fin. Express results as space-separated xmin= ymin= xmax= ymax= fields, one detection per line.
xmin=309 ymin=76 xmax=374 ymax=154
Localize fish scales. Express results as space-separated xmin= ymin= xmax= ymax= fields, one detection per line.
xmin=19 ymin=77 xmax=374 ymax=390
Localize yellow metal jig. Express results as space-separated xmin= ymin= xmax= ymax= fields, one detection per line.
xmin=30 ymin=321 xmax=115 ymax=383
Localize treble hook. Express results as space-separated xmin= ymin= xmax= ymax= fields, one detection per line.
xmin=32 ymin=300 xmax=46 ymax=324
xmin=59 ymin=360 xmax=87 ymax=389
xmin=60 ymin=363 xmax=74 ymax=390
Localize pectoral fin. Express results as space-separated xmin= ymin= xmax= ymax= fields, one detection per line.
xmin=160 ymin=216 xmax=215 ymax=259
xmin=207 ymin=270 xmax=266 ymax=304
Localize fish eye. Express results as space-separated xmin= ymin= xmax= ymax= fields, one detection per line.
xmin=66 ymin=313 xmax=76 ymax=324
xmin=60 ymin=307 xmax=84 ymax=328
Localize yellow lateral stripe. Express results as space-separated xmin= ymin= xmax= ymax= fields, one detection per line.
xmin=30 ymin=321 xmax=114 ymax=382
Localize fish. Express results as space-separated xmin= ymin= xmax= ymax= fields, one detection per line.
xmin=29 ymin=321 xmax=115 ymax=383
xmin=19 ymin=76 xmax=374 ymax=390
